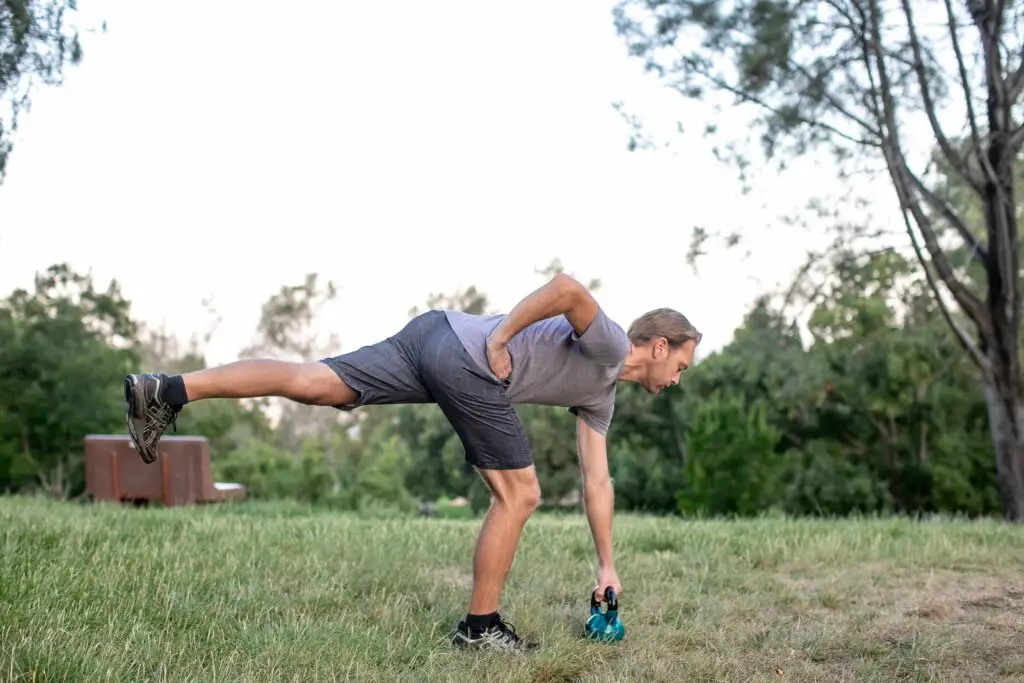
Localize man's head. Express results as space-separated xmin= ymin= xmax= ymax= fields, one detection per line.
xmin=620 ymin=308 xmax=701 ymax=394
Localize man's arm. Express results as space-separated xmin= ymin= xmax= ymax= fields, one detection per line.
xmin=488 ymin=273 xmax=599 ymax=346
xmin=577 ymin=415 xmax=619 ymax=594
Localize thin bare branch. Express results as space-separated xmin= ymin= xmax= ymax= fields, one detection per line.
xmin=901 ymin=0 xmax=981 ymax=191
xmin=711 ymin=23 xmax=881 ymax=137
xmin=672 ymin=61 xmax=881 ymax=149
xmin=791 ymin=59 xmax=882 ymax=135
xmin=897 ymin=155 xmax=990 ymax=329
xmin=821 ymin=0 xmax=859 ymax=33
xmin=900 ymin=205 xmax=992 ymax=376
xmin=972 ymin=2 xmax=1019 ymax=325
xmin=943 ymin=0 xmax=985 ymax=175
xmin=851 ymin=2 xmax=884 ymax=122
xmin=866 ymin=0 xmax=989 ymax=332
xmin=1010 ymin=122 xmax=1024 ymax=153
xmin=1010 ymin=61 xmax=1024 ymax=101
xmin=781 ymin=250 xmax=824 ymax=311
xmin=902 ymin=162 xmax=989 ymax=264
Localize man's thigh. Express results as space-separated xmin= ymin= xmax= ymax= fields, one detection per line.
xmin=443 ymin=393 xmax=534 ymax=470
xmin=319 ymin=311 xmax=441 ymax=410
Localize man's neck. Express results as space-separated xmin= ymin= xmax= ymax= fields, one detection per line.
xmin=618 ymin=344 xmax=645 ymax=383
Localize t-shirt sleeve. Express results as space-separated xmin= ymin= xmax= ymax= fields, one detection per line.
xmin=572 ymin=307 xmax=629 ymax=366
xmin=569 ymin=393 xmax=616 ymax=436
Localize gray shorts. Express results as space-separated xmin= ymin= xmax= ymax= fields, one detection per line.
xmin=319 ymin=310 xmax=532 ymax=470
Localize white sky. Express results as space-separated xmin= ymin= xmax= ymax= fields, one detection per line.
xmin=0 ymin=0 xmax=911 ymax=366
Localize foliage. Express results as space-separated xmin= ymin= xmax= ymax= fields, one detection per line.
xmin=611 ymin=0 xmax=1024 ymax=519
xmin=0 ymin=249 xmax=1006 ymax=519
xmin=0 ymin=0 xmax=93 ymax=183
xmin=0 ymin=264 xmax=140 ymax=495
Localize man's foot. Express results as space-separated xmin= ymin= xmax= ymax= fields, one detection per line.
xmin=451 ymin=617 xmax=540 ymax=652
xmin=124 ymin=373 xmax=182 ymax=464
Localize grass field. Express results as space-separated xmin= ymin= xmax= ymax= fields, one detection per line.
xmin=2 ymin=496 xmax=1023 ymax=682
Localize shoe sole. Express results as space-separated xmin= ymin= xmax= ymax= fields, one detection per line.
xmin=123 ymin=375 xmax=155 ymax=464
xmin=451 ymin=632 xmax=539 ymax=652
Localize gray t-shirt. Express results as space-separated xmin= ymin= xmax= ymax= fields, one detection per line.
xmin=443 ymin=308 xmax=630 ymax=435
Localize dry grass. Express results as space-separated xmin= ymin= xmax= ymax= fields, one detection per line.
xmin=1 ymin=495 xmax=1023 ymax=682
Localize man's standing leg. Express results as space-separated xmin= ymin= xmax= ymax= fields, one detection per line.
xmin=457 ymin=465 xmax=541 ymax=648
xmin=415 ymin=320 xmax=542 ymax=650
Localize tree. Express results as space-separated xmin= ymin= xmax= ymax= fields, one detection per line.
xmin=1 ymin=0 xmax=93 ymax=183
xmin=613 ymin=0 xmax=1024 ymax=519
xmin=0 ymin=263 xmax=140 ymax=495
xmin=239 ymin=273 xmax=341 ymax=451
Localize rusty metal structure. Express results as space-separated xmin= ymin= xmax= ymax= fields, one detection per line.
xmin=84 ymin=434 xmax=245 ymax=507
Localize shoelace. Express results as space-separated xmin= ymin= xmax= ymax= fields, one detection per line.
xmin=146 ymin=402 xmax=180 ymax=442
xmin=491 ymin=620 xmax=521 ymax=642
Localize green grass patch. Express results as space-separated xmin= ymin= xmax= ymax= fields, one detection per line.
xmin=2 ymin=495 xmax=1023 ymax=681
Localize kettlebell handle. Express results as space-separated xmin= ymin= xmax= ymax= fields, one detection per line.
xmin=590 ymin=586 xmax=619 ymax=610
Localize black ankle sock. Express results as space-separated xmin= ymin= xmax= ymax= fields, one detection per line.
xmin=465 ymin=612 xmax=500 ymax=632
xmin=163 ymin=374 xmax=189 ymax=407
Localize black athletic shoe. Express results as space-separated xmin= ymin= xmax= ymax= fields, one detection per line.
xmin=124 ymin=373 xmax=181 ymax=464
xmin=451 ymin=618 xmax=540 ymax=652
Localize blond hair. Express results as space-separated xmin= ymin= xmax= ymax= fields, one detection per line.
xmin=627 ymin=308 xmax=702 ymax=348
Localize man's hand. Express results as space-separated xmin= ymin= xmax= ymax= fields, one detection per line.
xmin=594 ymin=566 xmax=622 ymax=603
xmin=486 ymin=339 xmax=512 ymax=381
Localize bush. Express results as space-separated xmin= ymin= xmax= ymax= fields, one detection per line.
xmin=676 ymin=395 xmax=783 ymax=517
xmin=779 ymin=440 xmax=893 ymax=516
xmin=212 ymin=439 xmax=335 ymax=503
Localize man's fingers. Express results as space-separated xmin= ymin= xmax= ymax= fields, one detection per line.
xmin=593 ymin=584 xmax=623 ymax=602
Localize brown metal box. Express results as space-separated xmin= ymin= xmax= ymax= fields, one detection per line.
xmin=84 ymin=434 xmax=245 ymax=507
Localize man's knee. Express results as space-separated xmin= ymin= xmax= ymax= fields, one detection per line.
xmin=479 ymin=467 xmax=541 ymax=517
xmin=513 ymin=480 xmax=542 ymax=515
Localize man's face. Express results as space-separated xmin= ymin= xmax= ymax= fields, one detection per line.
xmin=640 ymin=338 xmax=696 ymax=394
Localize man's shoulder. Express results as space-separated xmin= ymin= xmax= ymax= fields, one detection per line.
xmin=570 ymin=307 xmax=630 ymax=367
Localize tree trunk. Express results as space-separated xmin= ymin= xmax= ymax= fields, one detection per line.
xmin=982 ymin=371 xmax=1024 ymax=521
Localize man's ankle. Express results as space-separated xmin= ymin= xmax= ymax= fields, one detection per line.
xmin=163 ymin=374 xmax=189 ymax=407
xmin=464 ymin=611 xmax=500 ymax=632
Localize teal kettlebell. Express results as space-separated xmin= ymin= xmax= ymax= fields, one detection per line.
xmin=584 ymin=586 xmax=625 ymax=642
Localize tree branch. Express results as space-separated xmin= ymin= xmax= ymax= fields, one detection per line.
xmin=902 ymin=162 xmax=989 ymax=264
xmin=900 ymin=205 xmax=991 ymax=376
xmin=900 ymin=0 xmax=981 ymax=191
xmin=943 ymin=0 xmax=985 ymax=175
xmin=898 ymin=157 xmax=990 ymax=328
xmin=1009 ymin=60 xmax=1024 ymax=101
xmin=865 ymin=0 xmax=989 ymax=332
xmin=972 ymin=1 xmax=1019 ymax=328
xmin=852 ymin=3 xmax=884 ymax=122
xmin=720 ymin=13 xmax=881 ymax=139
xmin=1010 ymin=122 xmax=1024 ymax=153
xmin=788 ymin=57 xmax=882 ymax=136
xmin=674 ymin=56 xmax=881 ymax=149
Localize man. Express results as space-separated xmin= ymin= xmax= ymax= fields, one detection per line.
xmin=124 ymin=273 xmax=701 ymax=652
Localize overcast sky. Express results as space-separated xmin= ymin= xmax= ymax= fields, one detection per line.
xmin=0 ymin=0 xmax=911 ymax=366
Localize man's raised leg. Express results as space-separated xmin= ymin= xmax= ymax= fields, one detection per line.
xmin=177 ymin=359 xmax=357 ymax=404
xmin=124 ymin=360 xmax=355 ymax=463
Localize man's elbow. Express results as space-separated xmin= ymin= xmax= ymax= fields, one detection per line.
xmin=582 ymin=475 xmax=613 ymax=494
xmin=550 ymin=272 xmax=585 ymax=310
xmin=551 ymin=273 xmax=598 ymax=332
